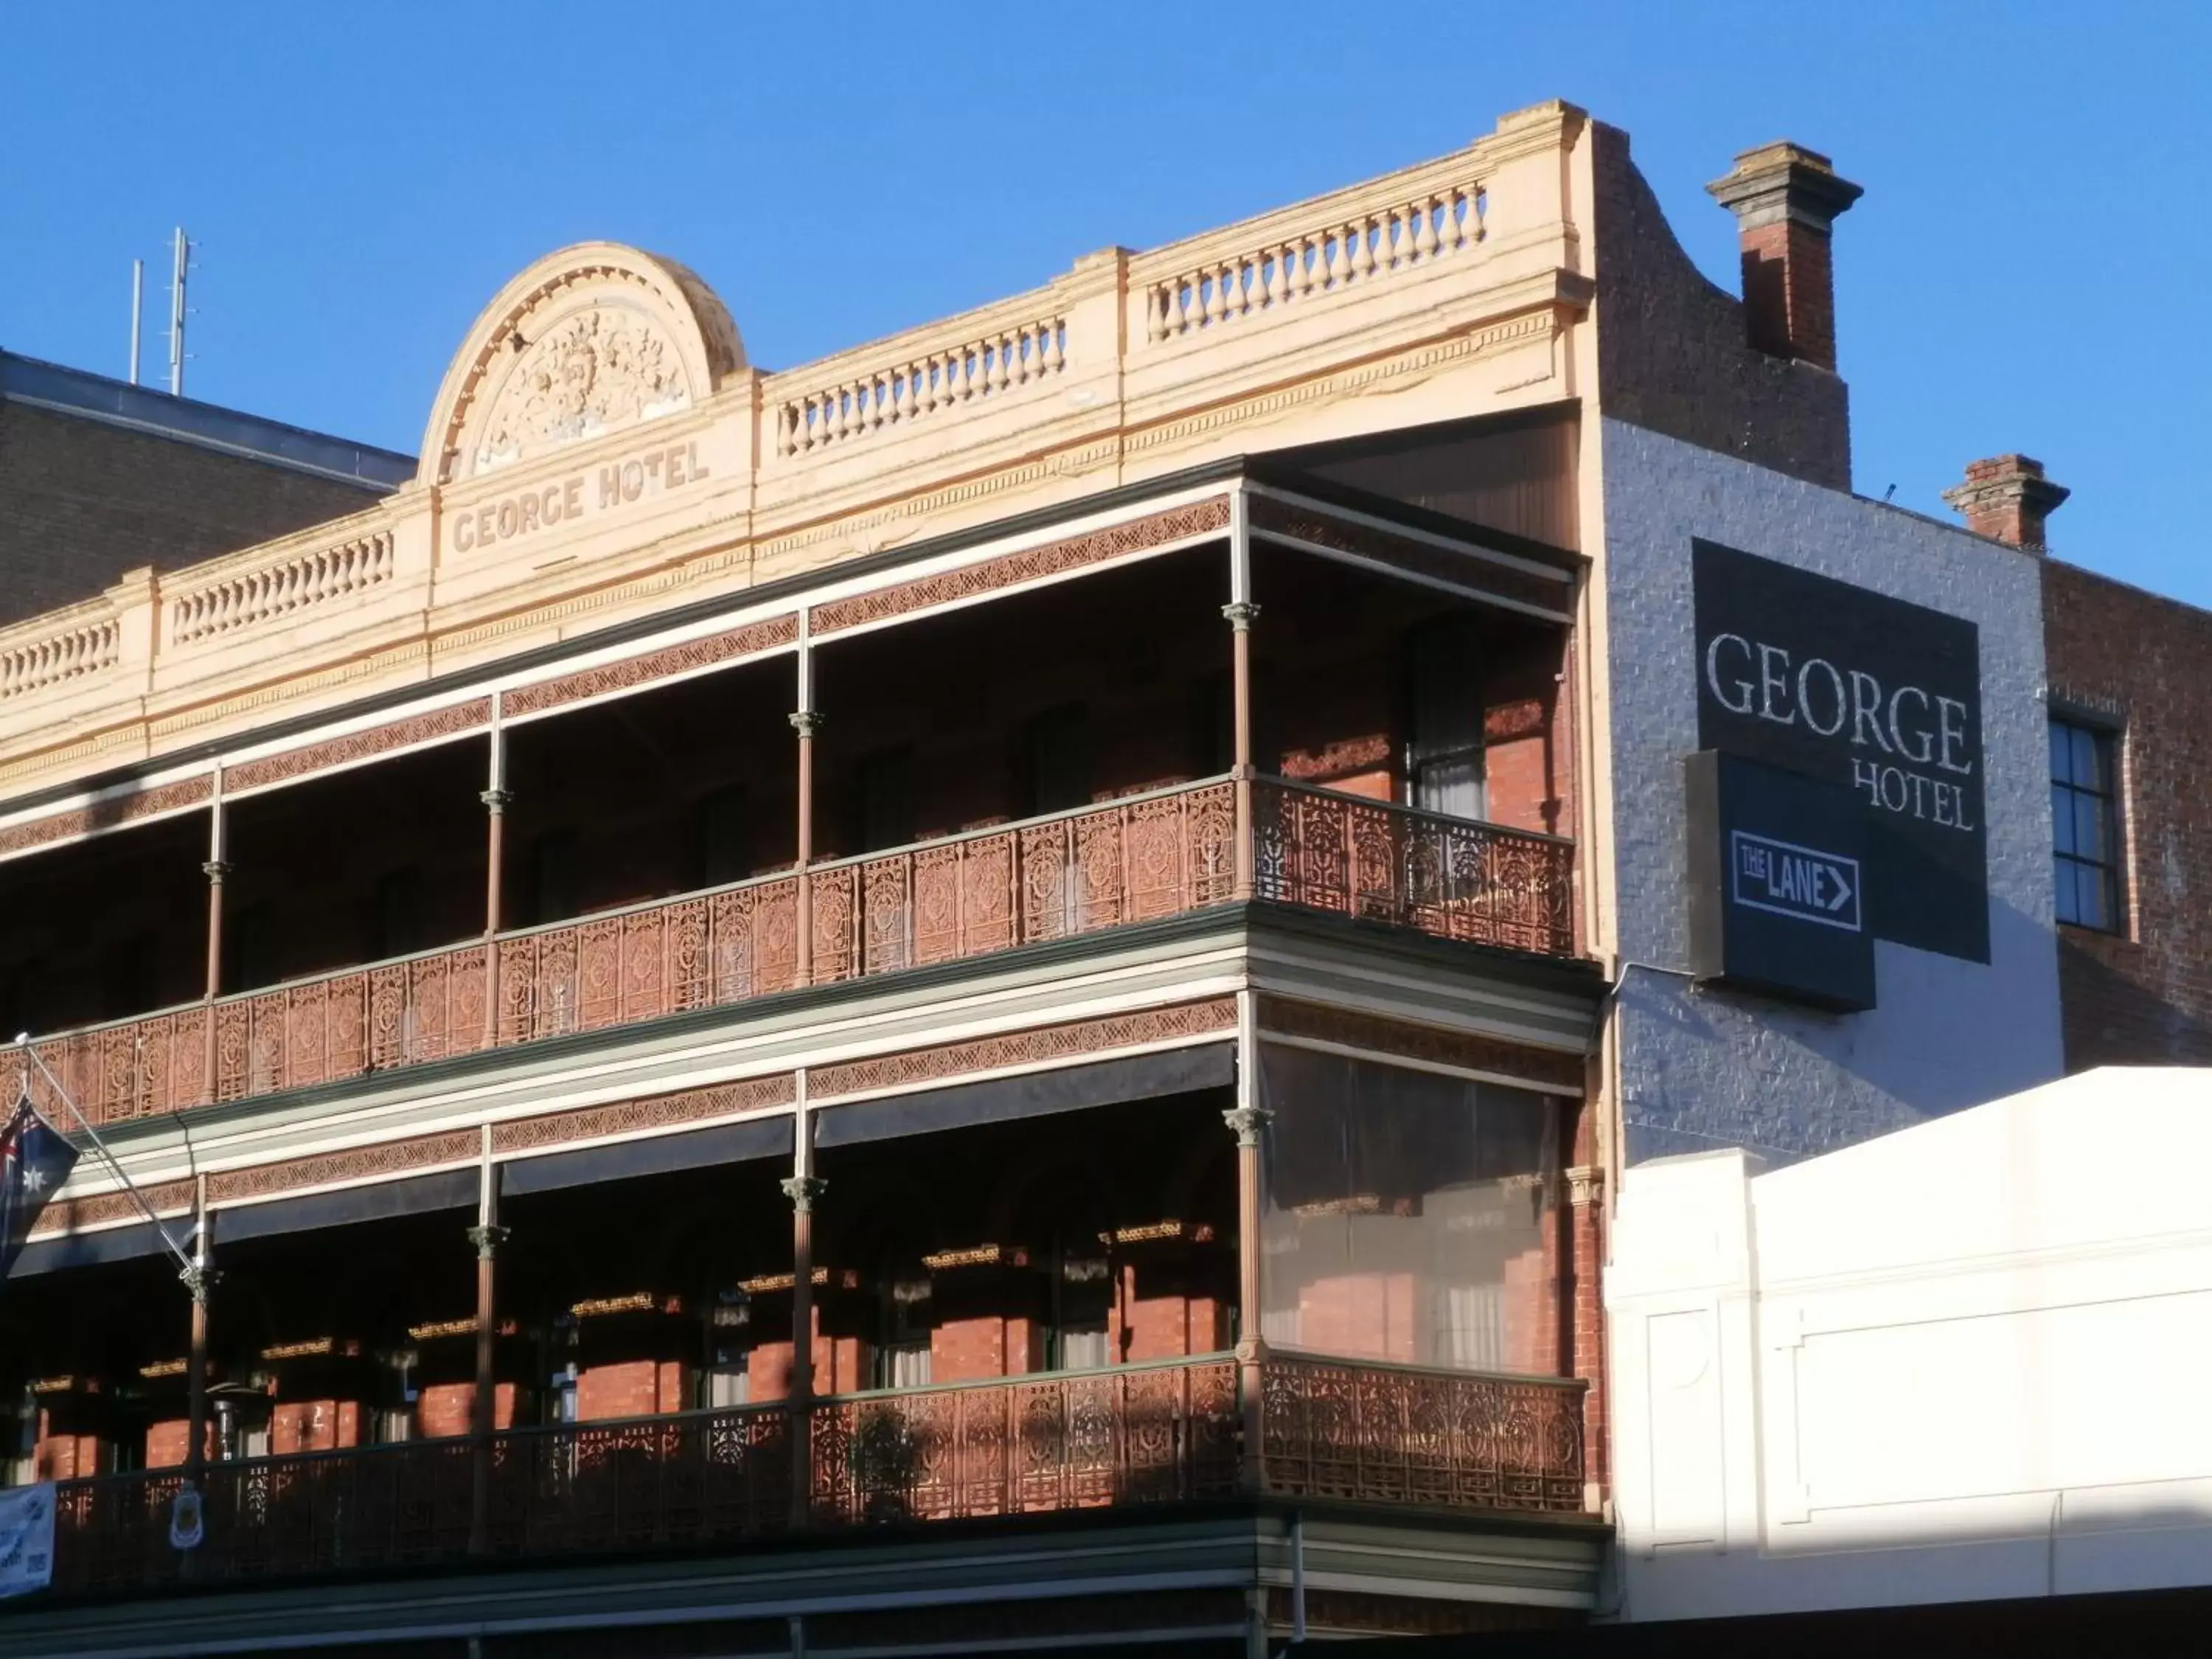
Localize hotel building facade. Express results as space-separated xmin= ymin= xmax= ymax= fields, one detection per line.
xmin=0 ymin=100 xmax=2200 ymax=1655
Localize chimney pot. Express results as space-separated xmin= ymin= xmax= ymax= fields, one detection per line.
xmin=1707 ymin=142 xmax=1863 ymax=372
xmin=1942 ymin=455 xmax=2069 ymax=551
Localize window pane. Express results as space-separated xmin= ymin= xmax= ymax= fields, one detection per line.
xmin=1414 ymin=756 xmax=1484 ymax=820
xmin=2073 ymin=793 xmax=2110 ymax=864
xmin=2053 ymin=858 xmax=2079 ymax=925
xmin=2049 ymin=720 xmax=2071 ymax=784
xmin=2071 ymin=725 xmax=2105 ymax=792
xmin=2051 ymin=784 xmax=2076 ymax=855
xmin=2085 ymin=867 xmax=2115 ymax=932
xmin=1257 ymin=1044 xmax=1561 ymax=1375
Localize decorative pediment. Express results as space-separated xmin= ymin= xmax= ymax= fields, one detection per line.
xmin=419 ymin=243 xmax=745 ymax=486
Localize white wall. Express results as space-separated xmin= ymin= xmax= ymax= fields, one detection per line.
xmin=1598 ymin=419 xmax=2063 ymax=1164
xmin=1606 ymin=1068 xmax=2212 ymax=1621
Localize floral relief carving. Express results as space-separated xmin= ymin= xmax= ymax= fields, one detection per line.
xmin=1253 ymin=994 xmax=1585 ymax=1093
xmin=223 ymin=701 xmax=491 ymax=795
xmin=492 ymin=1072 xmax=796 ymax=1155
xmin=807 ymin=498 xmax=1231 ymax=636
xmin=0 ymin=775 xmax=212 ymax=858
xmin=475 ymin=305 xmax=692 ymax=474
xmin=808 ymin=998 xmax=1237 ymax=1101
xmin=504 ymin=614 xmax=799 ymax=720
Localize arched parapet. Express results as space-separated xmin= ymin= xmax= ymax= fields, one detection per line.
xmin=417 ymin=243 xmax=745 ymax=487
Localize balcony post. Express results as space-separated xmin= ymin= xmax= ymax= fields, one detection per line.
xmin=480 ymin=698 xmax=509 ymax=1050
xmin=199 ymin=778 xmax=227 ymax=1102
xmin=791 ymin=612 xmax=820 ymax=987
xmin=782 ymin=1158 xmax=826 ymax=1531
xmin=1224 ymin=487 xmax=1258 ymax=902
xmin=1223 ymin=991 xmax=1271 ymax=1495
xmin=181 ymin=1189 xmax=216 ymax=1492
xmin=467 ymin=1147 xmax=507 ymax=1555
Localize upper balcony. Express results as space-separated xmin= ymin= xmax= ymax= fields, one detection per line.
xmin=6 ymin=463 xmax=1586 ymax=1135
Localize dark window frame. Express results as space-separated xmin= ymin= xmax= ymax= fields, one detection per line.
xmin=2050 ymin=713 xmax=2125 ymax=934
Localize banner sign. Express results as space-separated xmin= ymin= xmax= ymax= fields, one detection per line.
xmin=0 ymin=1482 xmax=55 ymax=1599
xmin=1693 ymin=539 xmax=1989 ymax=964
xmin=1688 ymin=751 xmax=1876 ymax=1009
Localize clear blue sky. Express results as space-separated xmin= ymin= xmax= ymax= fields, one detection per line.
xmin=3 ymin=2 xmax=2204 ymax=602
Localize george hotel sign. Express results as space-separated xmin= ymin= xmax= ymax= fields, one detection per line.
xmin=1692 ymin=539 xmax=1989 ymax=964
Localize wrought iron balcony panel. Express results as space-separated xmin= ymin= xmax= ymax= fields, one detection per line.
xmin=21 ymin=779 xmax=1574 ymax=1127
xmin=1258 ymin=1352 xmax=1586 ymax=1515
xmin=43 ymin=1357 xmax=1585 ymax=1598
xmin=807 ymin=1356 xmax=1241 ymax=1527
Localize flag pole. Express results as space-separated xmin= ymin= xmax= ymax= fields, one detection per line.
xmin=14 ymin=1036 xmax=195 ymax=1277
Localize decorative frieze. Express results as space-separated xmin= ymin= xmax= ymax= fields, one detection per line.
xmin=206 ymin=1127 xmax=481 ymax=1208
xmin=222 ymin=700 xmax=492 ymax=796
xmin=27 ymin=1180 xmax=196 ymax=1240
xmin=808 ymin=998 xmax=1238 ymax=1101
xmin=807 ymin=498 xmax=1231 ymax=637
xmin=502 ymin=613 xmax=799 ymax=720
xmin=0 ymin=775 xmax=212 ymax=859
xmin=490 ymin=1071 xmax=796 ymax=1156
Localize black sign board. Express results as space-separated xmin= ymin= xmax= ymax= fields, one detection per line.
xmin=1693 ymin=540 xmax=1989 ymax=964
xmin=1686 ymin=750 xmax=1875 ymax=1010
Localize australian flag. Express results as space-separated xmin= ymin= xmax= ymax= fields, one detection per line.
xmin=1 ymin=1092 xmax=76 ymax=1281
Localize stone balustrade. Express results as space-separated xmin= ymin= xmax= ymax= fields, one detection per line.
xmin=167 ymin=527 xmax=394 ymax=647
xmin=0 ymin=599 xmax=120 ymax=700
xmin=770 ymin=313 xmax=1068 ymax=459
xmin=1136 ymin=173 xmax=1486 ymax=344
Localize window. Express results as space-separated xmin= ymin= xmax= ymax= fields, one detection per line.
xmin=692 ymin=785 xmax=751 ymax=888
xmin=856 ymin=748 xmax=914 ymax=853
xmin=2051 ymin=718 xmax=2122 ymax=932
xmin=528 ymin=829 xmax=582 ymax=925
xmin=1022 ymin=704 xmax=1093 ymax=817
xmin=1405 ymin=619 xmax=1486 ymax=820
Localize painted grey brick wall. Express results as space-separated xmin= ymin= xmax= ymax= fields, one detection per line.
xmin=1599 ymin=419 xmax=2062 ymax=1164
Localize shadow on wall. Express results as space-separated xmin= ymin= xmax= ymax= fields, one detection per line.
xmin=1618 ymin=887 xmax=2065 ymax=1167
xmin=1357 ymin=1579 xmax=2212 ymax=1657
xmin=2058 ymin=931 xmax=2212 ymax=1071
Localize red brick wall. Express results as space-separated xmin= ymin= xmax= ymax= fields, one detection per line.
xmin=574 ymin=1359 xmax=689 ymax=1421
xmin=416 ymin=1381 xmax=519 ymax=1439
xmin=931 ymin=1314 xmax=1043 ymax=1383
xmin=2043 ymin=559 xmax=2212 ymax=1066
xmin=0 ymin=401 xmax=389 ymax=625
xmin=1590 ymin=122 xmax=1853 ymax=490
xmin=271 ymin=1399 xmax=361 ymax=1455
xmin=746 ymin=1309 xmax=869 ymax=1401
xmin=34 ymin=1425 xmax=104 ymax=1481
xmin=1119 ymin=1266 xmax=1227 ymax=1362
xmin=144 ymin=1417 xmax=215 ymax=1470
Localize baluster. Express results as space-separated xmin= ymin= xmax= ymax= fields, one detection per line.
xmin=1263 ymin=244 xmax=1287 ymax=308
xmin=1416 ymin=194 xmax=1441 ymax=261
xmin=1046 ymin=320 xmax=1065 ymax=374
xmin=1354 ymin=214 xmax=1378 ymax=281
xmin=996 ymin=332 xmax=1018 ymax=392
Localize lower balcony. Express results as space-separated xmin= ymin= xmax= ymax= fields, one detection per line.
xmin=46 ymin=1353 xmax=1586 ymax=1596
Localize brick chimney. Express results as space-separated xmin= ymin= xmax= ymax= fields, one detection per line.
xmin=1942 ymin=455 xmax=2070 ymax=550
xmin=1706 ymin=142 xmax=1863 ymax=371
